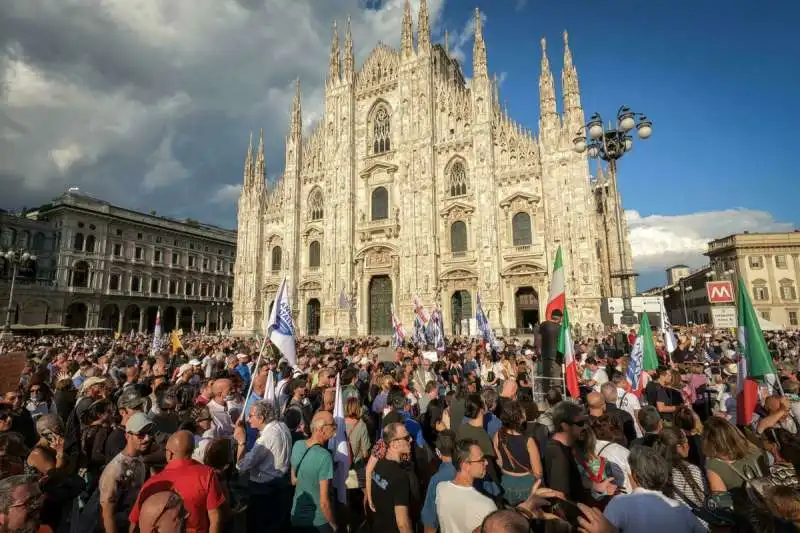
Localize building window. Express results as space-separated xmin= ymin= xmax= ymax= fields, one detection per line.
xmin=189 ymin=243 xmax=194 ymax=250
xmin=172 ymin=253 xmax=180 ymax=266
xmin=188 ymin=255 xmax=196 ymax=267
xmin=448 ymin=161 xmax=468 ymax=197
xmin=749 ymin=256 xmax=763 ymax=269
xmin=790 ymin=311 xmax=798 ymax=326
xmin=154 ymin=250 xmax=162 ymax=263
xmin=371 ymin=187 xmax=389 ymax=220
xmin=155 ymin=236 xmax=162 ymax=244
xmin=113 ymin=243 xmax=122 ymax=257
xmin=216 ymin=260 xmax=222 ymax=272
xmin=201 ymin=283 xmax=208 ymax=297
xmin=776 ymin=255 xmax=788 ymax=269
xmin=780 ymin=285 xmax=797 ymax=300
xmin=169 ymin=280 xmax=177 ymax=295
xmin=227 ymin=286 xmax=233 ymax=299
xmin=151 ymin=279 xmax=160 ymax=293
xmin=512 ymin=212 xmax=533 ymax=246
xmin=85 ymin=235 xmax=95 ymax=253
xmin=186 ymin=282 xmax=194 ymax=296
xmin=70 ymin=261 xmax=90 ymax=288
xmin=272 ymin=246 xmax=282 ymax=271
xmin=228 ymin=263 xmax=234 ymax=274
xmin=137 ymin=232 xmax=143 ymax=240
xmin=202 ymin=258 xmax=209 ymax=270
xmin=77 ymin=222 xmax=84 ymax=228
xmin=753 ymin=285 xmax=769 ymax=301
xmin=109 ymin=274 xmax=120 ymax=291
xmin=372 ymin=105 xmax=391 ymax=154
xmin=450 ymin=221 xmax=467 ymax=253
xmin=131 ymin=276 xmax=141 ymax=292
xmin=135 ymin=247 xmax=143 ymax=260
xmin=174 ymin=239 xmax=179 ymax=246
xmin=116 ymin=229 xmax=123 ymax=237
xmin=214 ymin=285 xmax=221 ymax=298
xmin=309 ymin=241 xmax=321 ymax=268
xmin=309 ymin=188 xmax=324 ymax=221
xmin=73 ymin=233 xmax=84 ymax=251
xmin=760 ymin=310 xmax=771 ymax=321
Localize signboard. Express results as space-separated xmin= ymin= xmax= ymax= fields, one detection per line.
xmin=605 ymin=296 xmax=665 ymax=314
xmin=711 ymin=306 xmax=738 ymax=328
xmin=706 ymin=281 xmax=735 ymax=304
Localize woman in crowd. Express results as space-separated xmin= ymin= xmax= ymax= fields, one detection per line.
xmin=492 ymin=399 xmax=542 ymax=506
xmin=25 ymin=379 xmax=54 ymax=421
xmin=344 ymin=396 xmax=372 ymax=530
xmin=655 ymin=426 xmax=708 ymax=510
xmin=573 ymin=424 xmax=618 ymax=508
xmin=591 ymin=415 xmax=632 ymax=495
xmin=674 ymin=405 xmax=705 ymax=468
xmin=703 ymin=416 xmax=769 ymax=494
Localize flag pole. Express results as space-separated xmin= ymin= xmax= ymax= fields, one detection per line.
xmin=244 ymin=317 xmax=272 ymax=405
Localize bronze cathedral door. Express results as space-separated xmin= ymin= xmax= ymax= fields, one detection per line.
xmin=368 ymin=275 xmax=392 ymax=335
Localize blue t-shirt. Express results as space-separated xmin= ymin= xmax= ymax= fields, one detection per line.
xmin=420 ymin=460 xmax=456 ymax=528
xmin=242 ymin=392 xmax=263 ymax=450
xmin=290 ymin=440 xmax=333 ymax=527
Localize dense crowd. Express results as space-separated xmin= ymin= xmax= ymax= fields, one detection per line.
xmin=0 ymin=320 xmax=798 ymax=533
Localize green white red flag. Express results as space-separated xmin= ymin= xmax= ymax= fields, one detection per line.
xmin=557 ymin=308 xmax=580 ymax=398
xmin=546 ymin=247 xmax=565 ymax=320
xmin=736 ymin=278 xmax=778 ymax=426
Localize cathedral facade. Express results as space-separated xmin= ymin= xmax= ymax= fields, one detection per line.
xmin=231 ymin=1 xmax=633 ymax=338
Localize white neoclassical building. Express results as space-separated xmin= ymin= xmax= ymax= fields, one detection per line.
xmin=232 ymin=2 xmax=633 ymax=338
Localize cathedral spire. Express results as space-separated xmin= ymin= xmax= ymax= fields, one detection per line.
xmin=561 ymin=30 xmax=581 ymax=111
xmin=328 ymin=20 xmax=340 ymax=85
xmin=401 ymin=0 xmax=413 ymax=58
xmin=243 ymin=131 xmax=254 ymax=186
xmin=418 ymin=0 xmax=430 ymax=51
xmin=291 ymin=79 xmax=302 ymax=138
xmin=254 ymin=128 xmax=266 ymax=192
xmin=493 ymin=73 xmax=500 ymax=109
xmin=343 ymin=16 xmax=354 ymax=82
xmin=444 ymin=29 xmax=449 ymax=55
xmin=472 ymin=8 xmax=487 ymax=79
xmin=539 ymin=37 xmax=557 ymax=117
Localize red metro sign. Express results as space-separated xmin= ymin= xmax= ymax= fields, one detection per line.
xmin=706 ymin=280 xmax=735 ymax=304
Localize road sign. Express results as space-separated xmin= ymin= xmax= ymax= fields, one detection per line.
xmin=711 ymin=306 xmax=738 ymax=328
xmin=706 ymin=280 xmax=735 ymax=304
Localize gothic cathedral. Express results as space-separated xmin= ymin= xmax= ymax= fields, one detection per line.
xmin=231 ymin=1 xmax=634 ymax=338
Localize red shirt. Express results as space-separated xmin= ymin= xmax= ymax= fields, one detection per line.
xmin=129 ymin=459 xmax=225 ymax=533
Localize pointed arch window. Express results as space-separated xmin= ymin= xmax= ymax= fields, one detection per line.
xmin=85 ymin=235 xmax=96 ymax=253
xmin=512 ymin=212 xmax=532 ymax=246
xmin=309 ymin=241 xmax=321 ymax=268
xmin=372 ymin=106 xmax=391 ymax=154
xmin=109 ymin=273 xmax=120 ymax=291
xmin=371 ymin=187 xmax=389 ymax=220
xmin=450 ymin=221 xmax=467 ymax=253
xmin=309 ymin=189 xmax=324 ymax=221
xmin=448 ymin=161 xmax=468 ymax=197
xmin=271 ymin=246 xmax=282 ymax=272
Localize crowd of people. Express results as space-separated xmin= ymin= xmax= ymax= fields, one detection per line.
xmin=0 ymin=318 xmax=798 ymax=533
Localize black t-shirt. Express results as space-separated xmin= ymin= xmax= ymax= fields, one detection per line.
xmin=371 ymin=459 xmax=411 ymax=533
xmin=540 ymin=320 xmax=561 ymax=361
xmin=544 ymin=439 xmax=585 ymax=504
xmin=644 ymin=381 xmax=662 ymax=408
xmin=656 ymin=387 xmax=683 ymax=423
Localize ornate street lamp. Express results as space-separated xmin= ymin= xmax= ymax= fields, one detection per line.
xmin=1 ymin=249 xmax=38 ymax=340
xmin=573 ymin=106 xmax=652 ymax=326
xmin=674 ymin=281 xmax=692 ymax=325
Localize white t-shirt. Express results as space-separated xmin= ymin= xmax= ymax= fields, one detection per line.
xmin=595 ymin=440 xmax=633 ymax=494
xmin=616 ymin=387 xmax=643 ymax=437
xmin=436 ymin=481 xmax=497 ymax=533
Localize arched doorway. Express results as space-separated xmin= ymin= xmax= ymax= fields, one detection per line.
xmin=178 ymin=307 xmax=193 ymax=332
xmin=123 ymin=305 xmax=140 ymax=333
xmin=145 ymin=306 xmax=159 ymax=333
xmin=100 ymin=304 xmax=120 ymax=331
xmin=163 ymin=306 xmax=177 ymax=332
xmin=450 ymin=290 xmax=473 ymax=336
xmin=22 ymin=300 xmax=49 ymax=325
xmin=64 ymin=302 xmax=88 ymax=329
xmin=306 ymin=299 xmax=321 ymax=336
xmin=515 ymin=286 xmax=539 ymax=330
xmin=368 ymin=275 xmax=392 ymax=335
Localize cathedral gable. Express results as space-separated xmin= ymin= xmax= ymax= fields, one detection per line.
xmin=501 ymin=261 xmax=546 ymax=277
xmin=499 ymin=191 xmax=540 ymax=210
xmin=359 ymin=161 xmax=399 ymax=180
xmin=356 ymin=44 xmax=399 ymax=95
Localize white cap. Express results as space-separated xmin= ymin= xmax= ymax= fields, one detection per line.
xmin=189 ymin=358 xmax=202 ymax=366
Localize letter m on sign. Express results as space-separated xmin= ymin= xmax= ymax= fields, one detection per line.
xmin=706 ymin=281 xmax=734 ymax=304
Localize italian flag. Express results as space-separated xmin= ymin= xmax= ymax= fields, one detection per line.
xmin=736 ymin=278 xmax=778 ymax=426
xmin=546 ymin=247 xmax=565 ymax=320
xmin=557 ymin=308 xmax=580 ymax=398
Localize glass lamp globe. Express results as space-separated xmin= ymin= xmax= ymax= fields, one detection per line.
xmin=620 ymin=114 xmax=636 ymax=131
xmin=587 ymin=145 xmax=600 ymax=158
xmin=637 ymin=119 xmax=653 ymax=139
xmin=588 ymin=122 xmax=604 ymax=140
xmin=623 ymin=137 xmax=633 ymax=152
xmin=30 ymin=255 xmax=37 ymax=262
xmin=21 ymin=252 xmax=30 ymax=261
xmin=573 ymin=137 xmax=587 ymax=153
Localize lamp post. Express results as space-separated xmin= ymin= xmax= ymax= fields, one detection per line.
xmin=573 ymin=106 xmax=652 ymax=326
xmin=674 ymin=280 xmax=692 ymax=325
xmin=1 ymin=249 xmax=38 ymax=340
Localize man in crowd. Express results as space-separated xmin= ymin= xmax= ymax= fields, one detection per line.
xmin=0 ymin=475 xmax=45 ymax=533
xmin=539 ymin=309 xmax=563 ymax=380
xmin=435 ymin=438 xmax=497 ymax=533
xmin=630 ymin=406 xmax=663 ymax=448
xmin=129 ymin=430 xmax=225 ymax=533
xmin=290 ymin=410 xmax=337 ymax=532
xmin=206 ymin=379 xmax=233 ymax=438
xmin=421 ymin=430 xmax=456 ymax=533
xmin=371 ymin=422 xmax=415 ymax=533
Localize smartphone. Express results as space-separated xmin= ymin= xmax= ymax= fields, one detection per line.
xmin=549 ymin=497 xmax=582 ymax=525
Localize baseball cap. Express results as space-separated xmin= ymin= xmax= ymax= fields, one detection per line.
xmin=178 ymin=363 xmax=193 ymax=375
xmin=126 ymin=413 xmax=154 ymax=434
xmin=117 ymin=387 xmax=147 ymax=410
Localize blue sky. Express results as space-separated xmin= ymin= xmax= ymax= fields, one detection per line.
xmin=2 ymin=0 xmax=797 ymax=290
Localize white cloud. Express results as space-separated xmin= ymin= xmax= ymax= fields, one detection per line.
xmin=515 ymin=0 xmax=528 ymax=11
xmin=449 ymin=8 xmax=486 ymax=67
xmin=143 ymin=134 xmax=190 ymax=191
xmin=210 ymin=184 xmax=243 ymax=205
xmin=627 ymin=208 xmax=795 ymax=273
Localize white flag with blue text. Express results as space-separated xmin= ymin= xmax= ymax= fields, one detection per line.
xmin=266 ymin=277 xmax=297 ymax=367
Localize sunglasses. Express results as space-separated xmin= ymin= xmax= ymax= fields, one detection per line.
xmin=570 ymin=420 xmax=588 ymax=428
xmin=129 ymin=431 xmax=153 ymax=439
